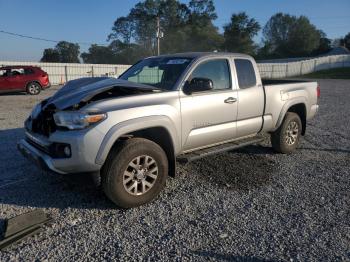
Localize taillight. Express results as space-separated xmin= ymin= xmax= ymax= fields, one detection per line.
xmin=317 ymin=85 xmax=320 ymax=98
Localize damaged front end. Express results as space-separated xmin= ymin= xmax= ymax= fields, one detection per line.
xmin=19 ymin=77 xmax=161 ymax=174
xmin=25 ymin=77 xmax=161 ymax=137
xmin=25 ymin=100 xmax=57 ymax=137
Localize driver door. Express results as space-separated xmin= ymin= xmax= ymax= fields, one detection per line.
xmin=180 ymin=58 xmax=238 ymax=152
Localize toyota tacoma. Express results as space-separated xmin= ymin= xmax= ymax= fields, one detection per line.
xmin=18 ymin=52 xmax=319 ymax=208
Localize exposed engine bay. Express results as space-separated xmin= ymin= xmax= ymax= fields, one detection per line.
xmin=26 ymin=77 xmax=162 ymax=137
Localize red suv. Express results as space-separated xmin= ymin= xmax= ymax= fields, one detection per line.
xmin=0 ymin=66 xmax=51 ymax=95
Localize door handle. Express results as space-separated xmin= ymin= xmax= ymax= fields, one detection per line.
xmin=224 ymin=97 xmax=237 ymax=104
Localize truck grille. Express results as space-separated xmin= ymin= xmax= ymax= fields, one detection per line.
xmin=27 ymin=104 xmax=57 ymax=137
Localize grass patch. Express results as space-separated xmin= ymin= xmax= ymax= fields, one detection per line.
xmin=299 ymin=67 xmax=350 ymax=79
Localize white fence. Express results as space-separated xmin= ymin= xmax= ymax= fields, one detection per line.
xmin=257 ymin=54 xmax=350 ymax=79
xmin=0 ymin=61 xmax=130 ymax=85
xmin=1 ymin=54 xmax=350 ymax=84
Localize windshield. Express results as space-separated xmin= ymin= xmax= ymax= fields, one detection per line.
xmin=119 ymin=57 xmax=193 ymax=90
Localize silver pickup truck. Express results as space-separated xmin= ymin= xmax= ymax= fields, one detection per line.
xmin=18 ymin=52 xmax=319 ymax=208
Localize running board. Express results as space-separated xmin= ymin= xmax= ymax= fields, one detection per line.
xmin=177 ymin=136 xmax=265 ymax=163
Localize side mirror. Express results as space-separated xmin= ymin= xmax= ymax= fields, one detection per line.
xmin=184 ymin=77 xmax=213 ymax=94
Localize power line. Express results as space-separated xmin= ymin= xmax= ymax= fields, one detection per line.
xmin=0 ymin=29 xmax=108 ymax=46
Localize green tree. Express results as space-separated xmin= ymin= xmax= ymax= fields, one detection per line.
xmin=311 ymin=30 xmax=331 ymax=56
xmin=109 ymin=40 xmax=150 ymax=64
xmin=55 ymin=41 xmax=80 ymax=63
xmin=188 ymin=0 xmax=217 ymax=25
xmin=81 ymin=44 xmax=116 ymax=64
xmin=40 ymin=41 xmax=80 ymax=63
xmin=181 ymin=0 xmax=223 ymax=52
xmin=157 ymin=0 xmax=190 ymax=53
xmin=108 ymin=16 xmax=135 ymax=44
xmin=129 ymin=0 xmax=160 ymax=54
xmin=262 ymin=13 xmax=321 ymax=58
xmin=40 ymin=48 xmax=60 ymax=62
xmin=223 ymin=12 xmax=260 ymax=55
xmin=107 ymin=0 xmax=223 ymax=60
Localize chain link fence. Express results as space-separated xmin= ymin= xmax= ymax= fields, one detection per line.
xmin=1 ymin=54 xmax=350 ymax=85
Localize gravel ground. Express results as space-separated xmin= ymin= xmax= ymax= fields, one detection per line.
xmin=0 ymin=80 xmax=349 ymax=261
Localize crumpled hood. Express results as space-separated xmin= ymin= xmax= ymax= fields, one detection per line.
xmin=45 ymin=77 xmax=160 ymax=110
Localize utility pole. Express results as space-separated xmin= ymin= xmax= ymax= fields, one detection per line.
xmin=156 ymin=16 xmax=164 ymax=55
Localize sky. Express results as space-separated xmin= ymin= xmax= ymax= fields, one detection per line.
xmin=0 ymin=0 xmax=349 ymax=61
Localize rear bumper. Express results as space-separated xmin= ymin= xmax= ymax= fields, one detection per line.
xmin=308 ymin=104 xmax=319 ymax=120
xmin=42 ymin=82 xmax=51 ymax=89
xmin=17 ymin=139 xmax=66 ymax=174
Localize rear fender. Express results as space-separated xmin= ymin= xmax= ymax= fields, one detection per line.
xmin=273 ymin=98 xmax=307 ymax=132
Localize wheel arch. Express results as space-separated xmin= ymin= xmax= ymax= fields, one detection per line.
xmin=287 ymin=103 xmax=307 ymax=135
xmin=119 ymin=127 xmax=176 ymax=177
xmin=26 ymin=80 xmax=42 ymax=88
xmin=274 ymin=99 xmax=307 ymax=135
xmin=96 ymin=116 xmax=179 ymax=177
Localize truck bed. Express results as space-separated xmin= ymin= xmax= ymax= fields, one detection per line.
xmin=261 ymin=79 xmax=318 ymax=133
xmin=262 ymin=79 xmax=312 ymax=86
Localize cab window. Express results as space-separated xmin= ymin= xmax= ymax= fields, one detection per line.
xmin=190 ymin=59 xmax=231 ymax=90
xmin=234 ymin=59 xmax=256 ymax=89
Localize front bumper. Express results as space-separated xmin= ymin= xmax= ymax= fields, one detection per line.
xmin=17 ymin=139 xmax=66 ymax=174
xmin=18 ymin=128 xmax=104 ymax=174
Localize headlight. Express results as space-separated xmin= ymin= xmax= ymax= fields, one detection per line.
xmin=53 ymin=111 xmax=107 ymax=130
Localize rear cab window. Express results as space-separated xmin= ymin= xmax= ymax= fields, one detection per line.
xmin=234 ymin=59 xmax=257 ymax=89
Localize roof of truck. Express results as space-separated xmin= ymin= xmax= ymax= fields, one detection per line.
xmin=149 ymin=52 xmax=253 ymax=60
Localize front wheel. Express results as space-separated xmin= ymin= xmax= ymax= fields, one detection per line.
xmin=271 ymin=112 xmax=302 ymax=154
xmin=101 ymin=138 xmax=168 ymax=208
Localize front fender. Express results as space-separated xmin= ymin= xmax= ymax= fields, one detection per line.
xmin=95 ymin=115 xmax=180 ymax=165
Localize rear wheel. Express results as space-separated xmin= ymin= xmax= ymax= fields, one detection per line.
xmin=101 ymin=138 xmax=168 ymax=208
xmin=26 ymin=82 xmax=41 ymax=95
xmin=271 ymin=112 xmax=302 ymax=154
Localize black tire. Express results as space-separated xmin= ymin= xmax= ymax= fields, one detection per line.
xmin=26 ymin=82 xmax=41 ymax=95
xmin=271 ymin=112 xmax=302 ymax=154
xmin=101 ymin=138 xmax=168 ymax=208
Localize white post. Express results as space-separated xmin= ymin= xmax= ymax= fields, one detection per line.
xmin=271 ymin=65 xmax=274 ymax=79
xmin=314 ymin=59 xmax=317 ymax=72
xmin=64 ymin=65 xmax=68 ymax=82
